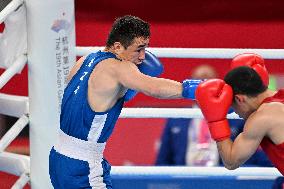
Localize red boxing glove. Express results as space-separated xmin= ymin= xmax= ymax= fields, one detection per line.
xmin=231 ymin=53 xmax=269 ymax=86
xmin=196 ymin=79 xmax=233 ymax=141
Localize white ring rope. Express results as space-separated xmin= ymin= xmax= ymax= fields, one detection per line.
xmin=0 ymin=0 xmax=23 ymax=24
xmin=76 ymin=46 xmax=284 ymax=59
xmin=0 ymin=93 xmax=29 ymax=118
xmin=0 ymin=2 xmax=29 ymax=185
xmin=0 ymin=152 xmax=29 ymax=176
xmin=120 ymin=108 xmax=241 ymax=119
xmin=0 ymin=54 xmax=27 ymax=89
xmin=0 ymin=152 xmax=30 ymax=187
xmin=0 ymin=114 xmax=29 ymax=152
xmin=12 ymin=172 xmax=30 ymax=189
xmin=111 ymin=166 xmax=281 ymax=179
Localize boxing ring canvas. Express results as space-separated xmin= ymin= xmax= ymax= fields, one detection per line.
xmin=0 ymin=0 xmax=283 ymax=188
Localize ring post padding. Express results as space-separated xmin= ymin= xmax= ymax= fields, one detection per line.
xmin=26 ymin=0 xmax=76 ymax=188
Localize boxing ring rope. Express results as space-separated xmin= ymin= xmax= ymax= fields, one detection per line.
xmin=112 ymin=166 xmax=281 ymax=179
xmin=0 ymin=54 xmax=27 ymax=89
xmin=0 ymin=95 xmax=29 ymax=188
xmin=0 ymin=89 xmax=29 ymax=188
xmin=0 ymin=110 xmax=29 ymax=188
xmin=76 ymin=46 xmax=284 ymax=59
xmin=120 ymin=108 xmax=241 ymax=119
xmin=0 ymin=0 xmax=23 ymax=23
xmin=0 ymin=152 xmax=30 ymax=188
xmin=0 ymin=0 xmax=29 ymax=188
xmin=0 ymin=114 xmax=29 ymax=152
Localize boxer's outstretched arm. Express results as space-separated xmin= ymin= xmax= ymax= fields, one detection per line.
xmin=116 ymin=60 xmax=183 ymax=99
xmin=123 ymin=50 xmax=202 ymax=100
xmin=217 ymin=116 xmax=266 ymax=169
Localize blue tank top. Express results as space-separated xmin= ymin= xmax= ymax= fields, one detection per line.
xmin=60 ymin=51 xmax=124 ymax=143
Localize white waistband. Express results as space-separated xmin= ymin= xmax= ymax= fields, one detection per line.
xmin=54 ymin=129 xmax=106 ymax=162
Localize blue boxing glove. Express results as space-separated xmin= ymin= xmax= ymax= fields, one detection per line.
xmin=138 ymin=50 xmax=164 ymax=76
xmin=182 ymin=79 xmax=203 ymax=99
xmin=124 ymin=50 xmax=164 ymax=101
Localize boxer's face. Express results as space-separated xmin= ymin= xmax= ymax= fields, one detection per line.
xmin=117 ymin=37 xmax=149 ymax=65
xmin=232 ymin=102 xmax=247 ymax=119
xmin=232 ymin=95 xmax=254 ymax=120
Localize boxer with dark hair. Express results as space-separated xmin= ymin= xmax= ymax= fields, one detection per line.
xmin=49 ymin=15 xmax=202 ymax=189
xmin=196 ymin=66 xmax=284 ymax=175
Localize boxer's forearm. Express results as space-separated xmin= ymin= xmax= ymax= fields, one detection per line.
xmin=217 ymin=139 xmax=242 ymax=170
xmin=142 ymin=78 xmax=202 ymax=99
xmin=141 ymin=77 xmax=183 ymax=99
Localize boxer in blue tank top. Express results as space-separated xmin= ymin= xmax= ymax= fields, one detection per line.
xmin=49 ymin=51 xmax=121 ymax=189
xmin=49 ymin=15 xmax=203 ymax=189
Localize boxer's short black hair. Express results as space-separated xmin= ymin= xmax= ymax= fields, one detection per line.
xmin=106 ymin=15 xmax=150 ymax=49
xmin=224 ymin=66 xmax=267 ymax=97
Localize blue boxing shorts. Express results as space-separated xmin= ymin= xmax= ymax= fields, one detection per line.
xmin=49 ymin=130 xmax=112 ymax=189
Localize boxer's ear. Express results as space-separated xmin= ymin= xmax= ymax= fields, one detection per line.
xmin=113 ymin=42 xmax=125 ymax=54
xmin=234 ymin=94 xmax=245 ymax=105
